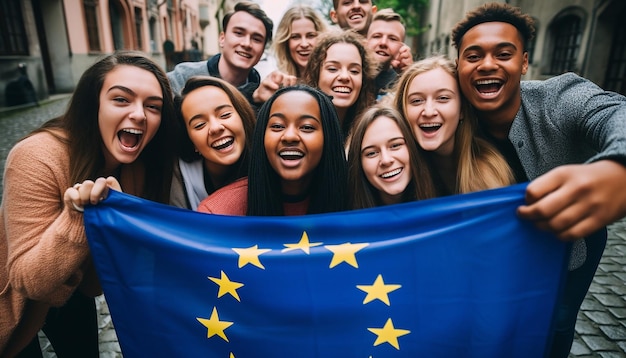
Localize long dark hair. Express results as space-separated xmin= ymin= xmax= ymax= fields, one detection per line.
xmin=247 ymin=85 xmax=348 ymax=216
xmin=28 ymin=50 xmax=177 ymax=203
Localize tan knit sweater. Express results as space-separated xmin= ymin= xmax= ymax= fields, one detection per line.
xmin=0 ymin=132 xmax=100 ymax=356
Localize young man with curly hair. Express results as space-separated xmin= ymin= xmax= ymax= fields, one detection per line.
xmin=452 ymin=3 xmax=626 ymax=357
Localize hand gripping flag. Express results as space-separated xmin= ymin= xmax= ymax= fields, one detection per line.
xmin=84 ymin=183 xmax=568 ymax=358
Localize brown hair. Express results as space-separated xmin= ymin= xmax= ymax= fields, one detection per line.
xmin=174 ymin=75 xmax=256 ymax=194
xmin=332 ymin=0 xmax=375 ymax=9
xmin=28 ymin=50 xmax=177 ymax=203
xmin=304 ymin=29 xmax=376 ymax=137
xmin=222 ymin=1 xmax=274 ymax=45
xmin=348 ymin=105 xmax=436 ymax=208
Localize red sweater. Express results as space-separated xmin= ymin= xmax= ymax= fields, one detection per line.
xmin=197 ymin=178 xmax=310 ymax=216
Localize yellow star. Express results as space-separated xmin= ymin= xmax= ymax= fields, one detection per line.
xmin=232 ymin=245 xmax=271 ymax=269
xmin=368 ymin=318 xmax=411 ymax=350
xmin=324 ymin=242 xmax=369 ymax=268
xmin=196 ymin=307 xmax=233 ymax=342
xmin=282 ymin=231 xmax=322 ymax=254
xmin=356 ymin=274 xmax=401 ymax=305
xmin=229 ymin=353 xmax=235 ymax=358
xmin=208 ymin=271 xmax=244 ymax=302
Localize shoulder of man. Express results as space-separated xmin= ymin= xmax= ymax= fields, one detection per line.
xmin=521 ymin=72 xmax=595 ymax=91
xmin=167 ymin=60 xmax=212 ymax=95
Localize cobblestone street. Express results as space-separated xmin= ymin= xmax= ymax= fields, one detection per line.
xmin=569 ymin=219 xmax=626 ymax=357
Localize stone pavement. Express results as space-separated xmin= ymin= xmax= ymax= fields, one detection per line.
xmin=569 ymin=218 xmax=626 ymax=357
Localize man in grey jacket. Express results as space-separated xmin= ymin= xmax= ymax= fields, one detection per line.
xmin=168 ymin=1 xmax=294 ymax=107
xmin=453 ymin=3 xmax=626 ymax=357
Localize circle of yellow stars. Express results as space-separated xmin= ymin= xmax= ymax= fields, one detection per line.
xmin=195 ymin=231 xmax=411 ymax=356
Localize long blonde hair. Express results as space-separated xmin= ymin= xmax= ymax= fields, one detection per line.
xmin=393 ymin=55 xmax=514 ymax=194
xmin=273 ymin=5 xmax=328 ymax=78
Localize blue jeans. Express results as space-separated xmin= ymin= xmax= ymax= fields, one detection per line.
xmin=548 ymin=228 xmax=607 ymax=358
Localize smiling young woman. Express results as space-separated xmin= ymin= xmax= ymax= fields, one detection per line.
xmin=198 ymin=85 xmax=348 ymax=216
xmin=170 ymin=76 xmax=255 ymax=210
xmin=347 ymin=105 xmax=436 ymax=209
xmin=273 ymin=5 xmax=328 ymax=79
xmin=393 ymin=55 xmax=514 ymax=196
xmin=304 ymin=30 xmax=376 ymax=139
xmin=0 ymin=51 xmax=177 ymax=357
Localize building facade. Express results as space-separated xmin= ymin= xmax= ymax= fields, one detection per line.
xmin=0 ymin=0 xmax=220 ymax=108
xmin=417 ymin=0 xmax=625 ymax=95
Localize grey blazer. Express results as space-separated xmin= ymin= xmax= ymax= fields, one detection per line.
xmin=510 ymin=73 xmax=626 ymax=268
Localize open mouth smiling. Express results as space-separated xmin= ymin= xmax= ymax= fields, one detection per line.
xmin=349 ymin=13 xmax=364 ymax=21
xmin=279 ymin=150 xmax=304 ymax=160
xmin=118 ymin=128 xmax=143 ymax=148
xmin=381 ymin=167 xmax=402 ymax=179
xmin=419 ymin=123 xmax=442 ymax=133
xmin=236 ymin=51 xmax=252 ymax=59
xmin=211 ymin=137 xmax=234 ymax=150
xmin=475 ymin=79 xmax=503 ymax=95
xmin=332 ymin=86 xmax=352 ymax=94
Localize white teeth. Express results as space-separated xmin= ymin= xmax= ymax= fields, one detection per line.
xmin=381 ymin=168 xmax=402 ymax=178
xmin=236 ymin=51 xmax=252 ymax=58
xmin=333 ymin=86 xmax=351 ymax=93
xmin=376 ymin=51 xmax=389 ymax=56
xmin=349 ymin=14 xmax=363 ymax=20
xmin=212 ymin=137 xmax=232 ymax=148
xmin=280 ymin=150 xmax=304 ymax=157
xmin=476 ymin=79 xmax=501 ymax=85
xmin=122 ymin=128 xmax=143 ymax=135
xmin=419 ymin=123 xmax=442 ymax=128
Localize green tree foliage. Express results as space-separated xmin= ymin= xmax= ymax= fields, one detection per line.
xmin=375 ymin=0 xmax=429 ymax=36
xmin=313 ymin=0 xmax=334 ymax=24
xmin=301 ymin=0 xmax=429 ymax=37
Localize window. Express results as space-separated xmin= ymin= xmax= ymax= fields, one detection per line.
xmin=526 ymin=18 xmax=538 ymax=65
xmin=0 ymin=0 xmax=28 ymax=55
xmin=604 ymin=8 xmax=626 ymax=95
xmin=550 ymin=15 xmax=582 ymax=74
xmin=135 ymin=7 xmax=143 ymax=50
xmin=84 ymin=0 xmax=101 ymax=52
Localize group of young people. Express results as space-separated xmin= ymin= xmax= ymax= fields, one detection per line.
xmin=1 ymin=1 xmax=625 ymax=357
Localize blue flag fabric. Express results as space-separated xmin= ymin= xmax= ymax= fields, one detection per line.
xmin=84 ymin=183 xmax=568 ymax=358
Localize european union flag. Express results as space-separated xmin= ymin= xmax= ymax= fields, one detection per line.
xmin=84 ymin=183 xmax=568 ymax=357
